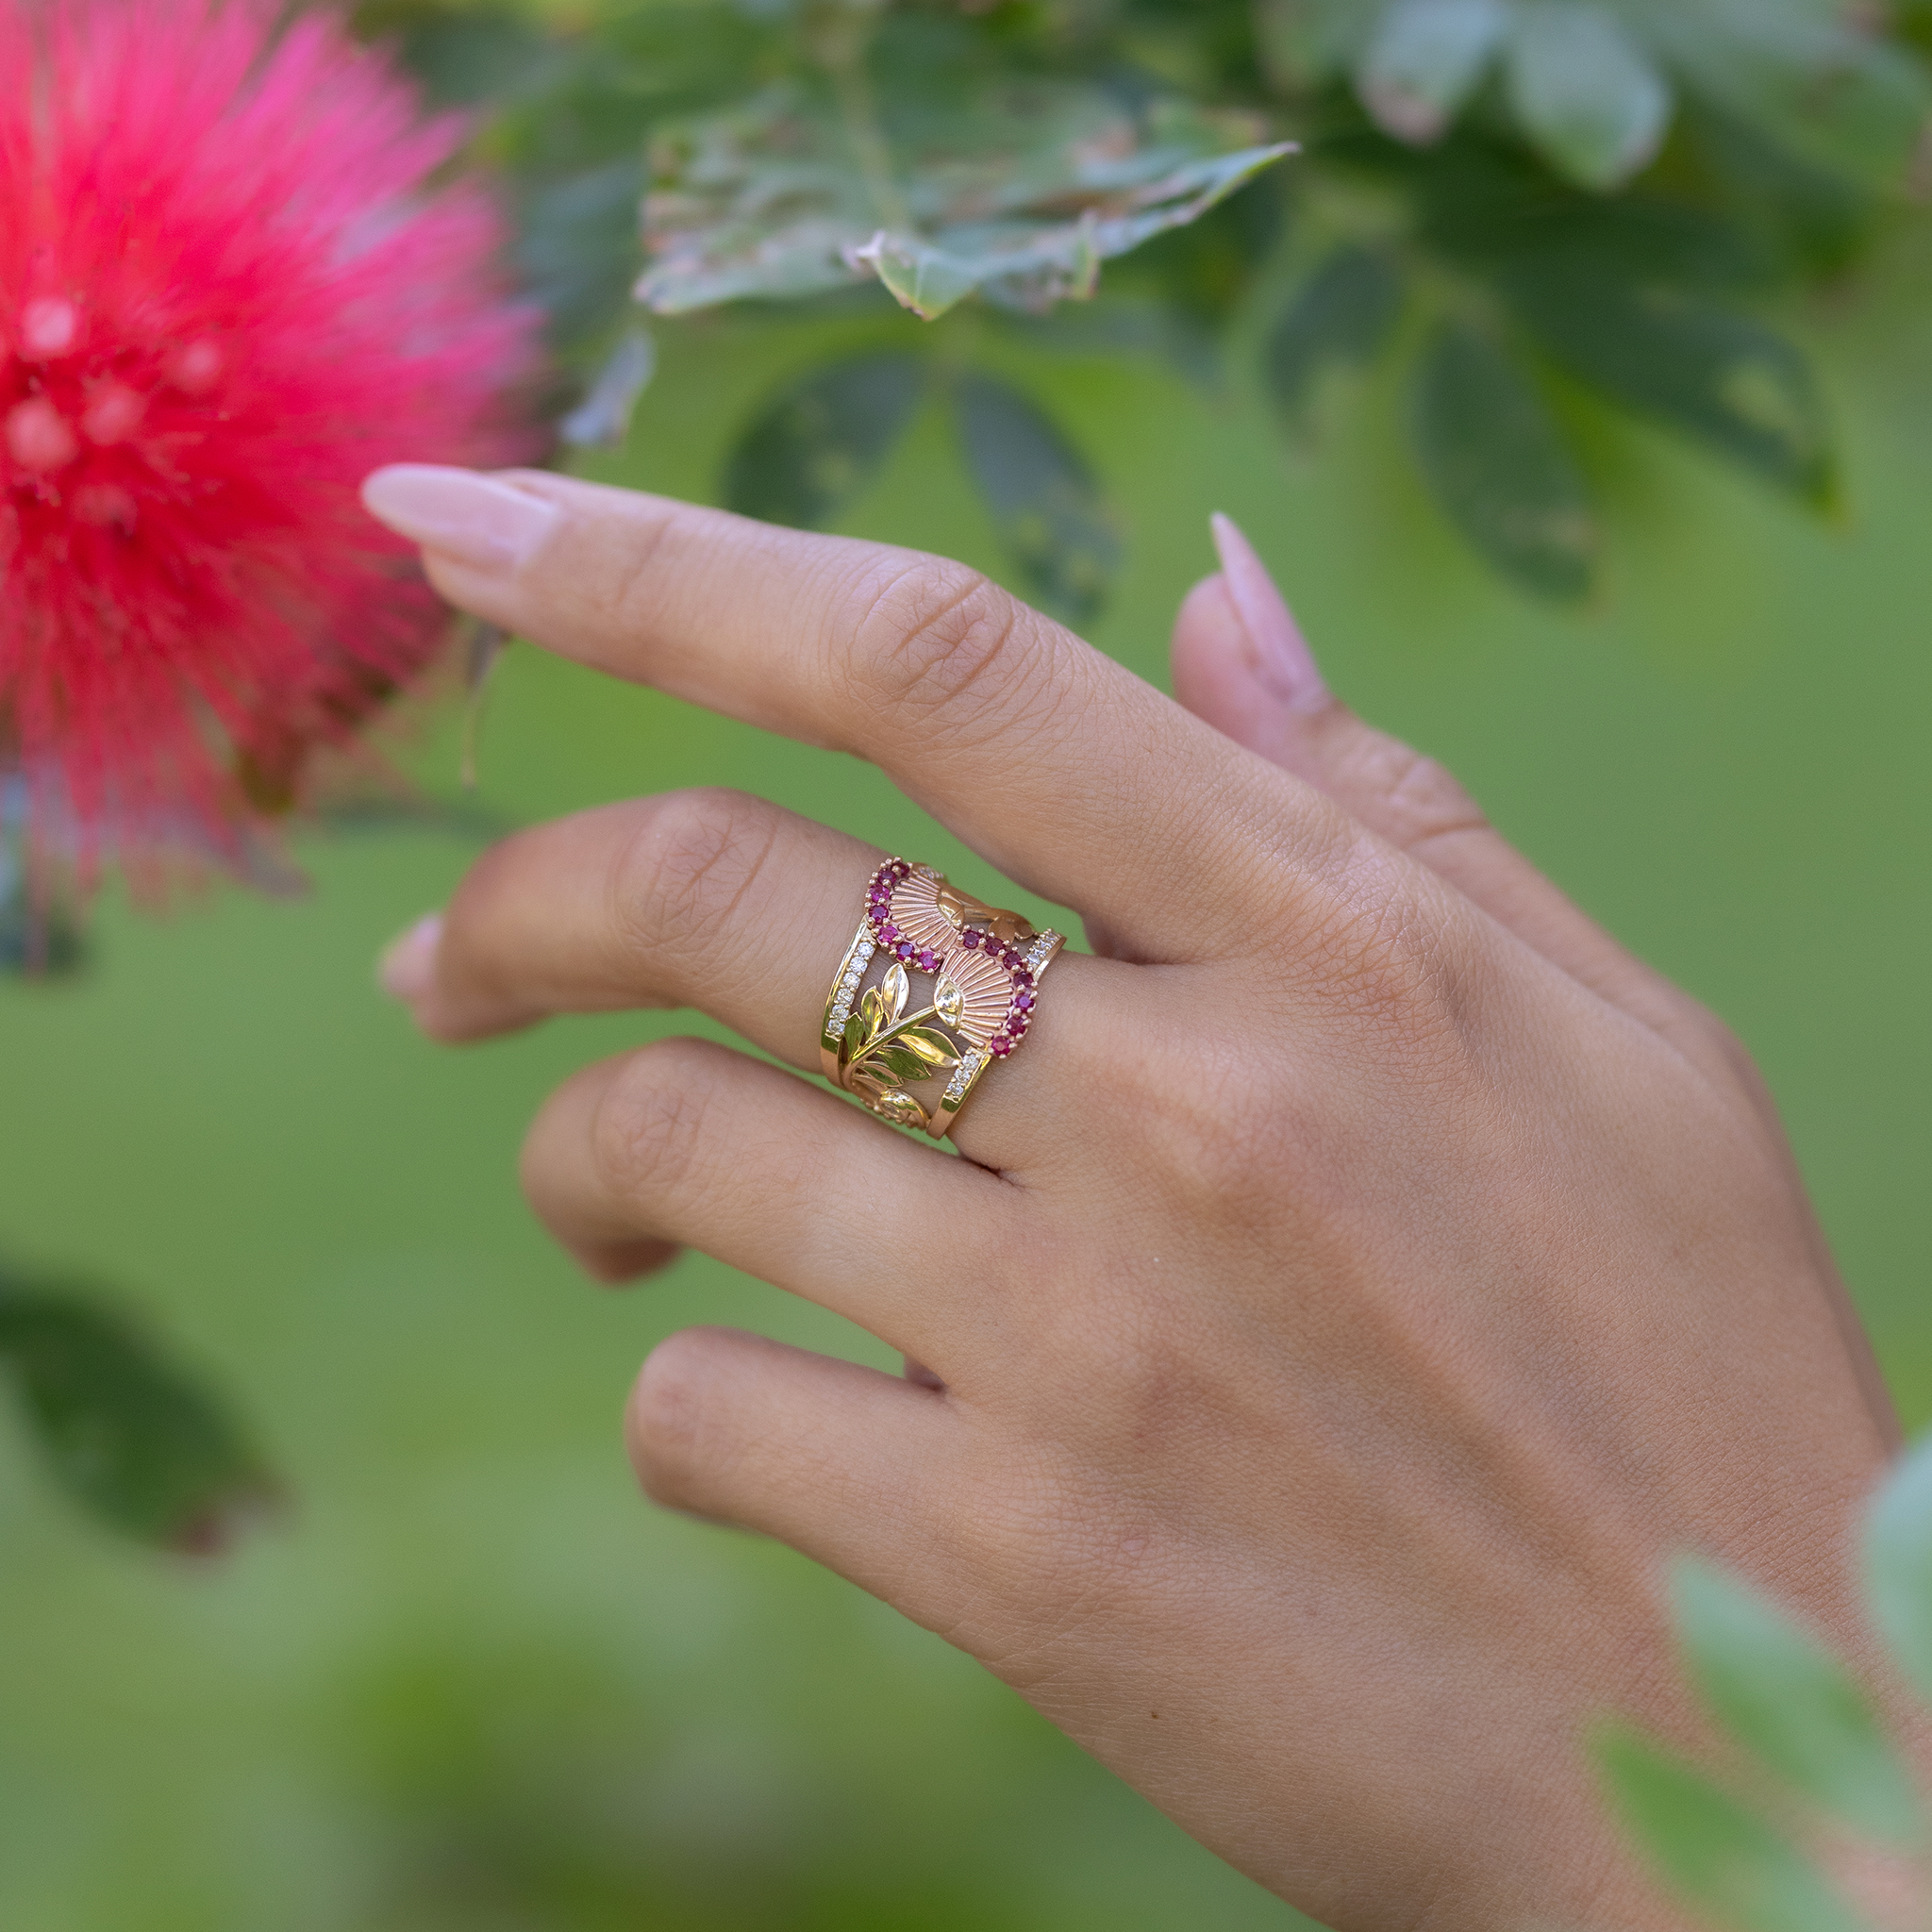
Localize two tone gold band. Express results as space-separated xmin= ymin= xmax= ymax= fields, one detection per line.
xmin=820 ymin=858 xmax=1063 ymax=1138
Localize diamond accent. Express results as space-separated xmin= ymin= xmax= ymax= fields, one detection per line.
xmin=942 ymin=1049 xmax=984 ymax=1104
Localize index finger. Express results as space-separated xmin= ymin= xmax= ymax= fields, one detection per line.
xmin=360 ymin=465 xmax=1350 ymax=962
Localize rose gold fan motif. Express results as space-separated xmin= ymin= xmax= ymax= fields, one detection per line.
xmin=884 ymin=866 xmax=960 ymax=960
xmin=932 ymin=944 xmax=1014 ymax=1050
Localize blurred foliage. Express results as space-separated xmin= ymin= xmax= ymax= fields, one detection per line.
xmin=358 ymin=0 xmax=1932 ymax=609
xmin=0 ymin=1267 xmax=274 ymax=1551
xmin=1599 ymin=1437 xmax=1932 ymax=1929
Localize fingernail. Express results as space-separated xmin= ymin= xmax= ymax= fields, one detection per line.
xmin=361 ymin=465 xmax=558 ymax=574
xmin=377 ymin=912 xmax=442 ymax=1003
xmin=1209 ymin=512 xmax=1328 ymax=714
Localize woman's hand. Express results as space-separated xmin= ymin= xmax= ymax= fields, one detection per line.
xmin=362 ymin=465 xmax=1898 ymax=1932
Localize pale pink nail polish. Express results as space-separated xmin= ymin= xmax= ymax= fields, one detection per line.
xmin=377 ymin=912 xmax=442 ymax=1003
xmin=1209 ymin=512 xmax=1329 ymax=714
xmin=361 ymin=465 xmax=558 ymax=573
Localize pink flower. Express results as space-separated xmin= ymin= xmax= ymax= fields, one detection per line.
xmin=0 ymin=0 xmax=542 ymax=874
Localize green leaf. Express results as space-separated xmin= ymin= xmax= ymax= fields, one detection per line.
xmin=1595 ymin=1725 xmax=1874 ymax=1932
xmin=955 ymin=374 xmax=1120 ymax=621
xmin=723 ymin=354 xmax=925 ymax=530
xmin=1506 ymin=4 xmax=1674 ymax=191
xmin=635 ymin=80 xmax=1292 ymax=321
xmin=1358 ymin=0 xmax=1510 ymax=144
xmin=1264 ymin=243 xmax=1406 ymax=432
xmin=0 ymin=1283 xmax=274 ymax=1551
xmin=1253 ymin=0 xmax=1380 ymax=91
xmin=1501 ymin=267 xmax=1834 ymax=504
xmin=1673 ymin=1557 xmax=1920 ymax=1843
xmin=1643 ymin=0 xmax=1929 ymax=191
xmin=1409 ymin=318 xmax=1597 ymax=601
xmin=1865 ymin=1433 xmax=1932 ymax=1705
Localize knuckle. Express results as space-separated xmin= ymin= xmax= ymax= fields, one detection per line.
xmin=837 ymin=557 xmax=1033 ymax=748
xmin=588 ymin=1038 xmax=722 ymax=1208
xmin=572 ymin=496 xmax=686 ymax=637
xmin=609 ymin=789 xmax=781 ymax=964
xmin=627 ymin=1326 xmax=737 ymax=1508
xmin=1334 ymin=727 xmax=1487 ymax=851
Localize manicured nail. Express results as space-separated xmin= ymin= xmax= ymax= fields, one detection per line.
xmin=1209 ymin=512 xmax=1328 ymax=714
xmin=360 ymin=465 xmax=558 ymax=573
xmin=377 ymin=912 xmax=442 ymax=1003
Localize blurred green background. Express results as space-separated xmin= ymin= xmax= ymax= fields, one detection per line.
xmin=4 ymin=265 xmax=1931 ymax=1927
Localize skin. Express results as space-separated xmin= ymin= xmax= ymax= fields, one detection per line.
xmin=361 ymin=465 xmax=1902 ymax=1932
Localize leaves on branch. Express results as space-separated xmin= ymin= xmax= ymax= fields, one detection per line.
xmin=955 ymin=373 xmax=1119 ymax=621
xmin=366 ymin=0 xmax=1925 ymax=605
xmin=723 ymin=353 xmax=925 ymax=528
xmin=1410 ymin=318 xmax=1597 ymax=601
xmin=0 ymin=1276 xmax=275 ymax=1552
xmin=636 ymin=82 xmax=1292 ymax=321
xmin=1325 ymin=0 xmax=1926 ymax=192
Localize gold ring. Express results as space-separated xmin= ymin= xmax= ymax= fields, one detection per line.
xmin=820 ymin=858 xmax=1063 ymax=1137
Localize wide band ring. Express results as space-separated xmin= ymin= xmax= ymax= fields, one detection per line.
xmin=820 ymin=858 xmax=1063 ymax=1138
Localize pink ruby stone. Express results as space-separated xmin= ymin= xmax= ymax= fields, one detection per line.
xmin=879 ymin=924 xmax=898 ymax=942
xmin=961 ymin=930 xmax=981 ymax=949
xmin=1012 ymin=967 xmax=1032 ymax=986
xmin=896 ymin=942 xmax=914 ymax=959
xmin=918 ymin=949 xmax=939 ymax=972
xmin=989 ymin=1035 xmax=1013 ymax=1056
xmin=1013 ymin=990 xmax=1033 ymax=1010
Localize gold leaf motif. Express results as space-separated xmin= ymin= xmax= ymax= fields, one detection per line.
xmin=934 ymin=975 xmax=964 ymax=1024
xmin=858 ymin=985 xmax=886 ymax=1033
xmin=881 ymin=960 xmax=910 ymax=1023
xmin=896 ymin=1026 xmax=958 ymax=1070
xmin=867 ymin=1088 xmax=927 ymax=1127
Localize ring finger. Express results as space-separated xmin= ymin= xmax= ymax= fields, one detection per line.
xmin=385 ymin=786 xmax=1126 ymax=1169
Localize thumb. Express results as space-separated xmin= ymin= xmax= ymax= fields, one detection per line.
xmin=1173 ymin=515 xmax=1699 ymax=1038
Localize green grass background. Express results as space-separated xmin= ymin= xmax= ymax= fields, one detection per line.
xmin=2 ymin=270 xmax=1929 ymax=1929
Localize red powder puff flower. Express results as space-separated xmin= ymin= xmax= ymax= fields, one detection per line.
xmin=0 ymin=0 xmax=542 ymax=876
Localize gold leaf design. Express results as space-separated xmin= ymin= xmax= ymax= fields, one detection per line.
xmin=881 ymin=960 xmax=910 ymax=1023
xmin=934 ymin=975 xmax=964 ymax=1024
xmin=865 ymin=1088 xmax=928 ymax=1128
xmin=895 ymin=1026 xmax=959 ymax=1070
